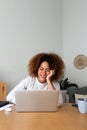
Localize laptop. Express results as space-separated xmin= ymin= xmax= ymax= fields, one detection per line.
xmin=15 ymin=90 xmax=59 ymax=112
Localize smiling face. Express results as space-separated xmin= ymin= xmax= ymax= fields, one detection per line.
xmin=37 ymin=61 xmax=50 ymax=83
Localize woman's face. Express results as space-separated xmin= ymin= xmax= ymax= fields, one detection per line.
xmin=37 ymin=61 xmax=50 ymax=83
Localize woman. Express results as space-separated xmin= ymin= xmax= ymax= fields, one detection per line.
xmin=6 ymin=52 xmax=65 ymax=106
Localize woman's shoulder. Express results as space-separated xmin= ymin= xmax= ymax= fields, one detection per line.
xmin=53 ymin=81 xmax=59 ymax=85
xmin=21 ymin=75 xmax=34 ymax=82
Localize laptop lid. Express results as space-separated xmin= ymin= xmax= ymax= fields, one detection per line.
xmin=15 ymin=90 xmax=59 ymax=112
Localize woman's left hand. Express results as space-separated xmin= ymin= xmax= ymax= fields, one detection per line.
xmin=46 ymin=70 xmax=55 ymax=80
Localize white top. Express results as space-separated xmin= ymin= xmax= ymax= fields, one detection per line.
xmin=6 ymin=76 xmax=63 ymax=107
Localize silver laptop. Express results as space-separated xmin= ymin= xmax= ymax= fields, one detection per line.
xmin=15 ymin=90 xmax=59 ymax=112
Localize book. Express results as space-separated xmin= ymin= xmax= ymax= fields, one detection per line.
xmin=0 ymin=101 xmax=9 ymax=107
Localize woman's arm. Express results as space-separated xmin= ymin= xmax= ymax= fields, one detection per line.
xmin=6 ymin=77 xmax=30 ymax=104
xmin=46 ymin=70 xmax=56 ymax=90
xmin=46 ymin=69 xmax=64 ymax=107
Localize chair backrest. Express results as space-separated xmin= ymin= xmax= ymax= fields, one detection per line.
xmin=0 ymin=83 xmax=6 ymax=100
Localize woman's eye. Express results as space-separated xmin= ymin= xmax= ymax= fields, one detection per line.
xmin=39 ymin=67 xmax=50 ymax=72
xmin=46 ymin=69 xmax=50 ymax=72
xmin=39 ymin=67 xmax=43 ymax=70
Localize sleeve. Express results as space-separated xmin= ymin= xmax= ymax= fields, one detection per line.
xmin=6 ymin=77 xmax=29 ymax=104
xmin=53 ymin=82 xmax=64 ymax=107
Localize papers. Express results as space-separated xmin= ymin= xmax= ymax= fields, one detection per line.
xmin=0 ymin=104 xmax=14 ymax=111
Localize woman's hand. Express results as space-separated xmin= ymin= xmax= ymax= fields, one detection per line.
xmin=46 ymin=70 xmax=56 ymax=90
xmin=46 ymin=70 xmax=55 ymax=81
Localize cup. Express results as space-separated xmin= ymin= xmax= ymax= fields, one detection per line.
xmin=78 ymin=99 xmax=87 ymax=114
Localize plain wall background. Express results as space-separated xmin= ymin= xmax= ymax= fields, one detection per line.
xmin=63 ymin=0 xmax=87 ymax=87
xmin=1 ymin=0 xmax=87 ymax=94
xmin=0 ymin=0 xmax=63 ymax=93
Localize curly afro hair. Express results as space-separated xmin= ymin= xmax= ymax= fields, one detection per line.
xmin=28 ymin=52 xmax=65 ymax=81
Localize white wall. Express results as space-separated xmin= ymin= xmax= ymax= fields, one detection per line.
xmin=0 ymin=0 xmax=63 ymax=93
xmin=63 ymin=0 xmax=87 ymax=87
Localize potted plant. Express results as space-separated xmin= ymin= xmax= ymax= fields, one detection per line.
xmin=59 ymin=78 xmax=78 ymax=90
xmin=59 ymin=78 xmax=78 ymax=102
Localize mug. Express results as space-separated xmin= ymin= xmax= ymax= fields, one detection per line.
xmin=78 ymin=99 xmax=87 ymax=114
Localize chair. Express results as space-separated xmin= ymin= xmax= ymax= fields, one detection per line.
xmin=0 ymin=82 xmax=6 ymax=100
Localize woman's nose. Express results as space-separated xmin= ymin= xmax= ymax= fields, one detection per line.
xmin=42 ymin=69 xmax=47 ymax=74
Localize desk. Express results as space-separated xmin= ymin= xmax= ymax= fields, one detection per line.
xmin=0 ymin=103 xmax=87 ymax=130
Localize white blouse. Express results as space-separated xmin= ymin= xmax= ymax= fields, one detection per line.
xmin=6 ymin=76 xmax=63 ymax=107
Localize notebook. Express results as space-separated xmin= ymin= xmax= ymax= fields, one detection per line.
xmin=15 ymin=90 xmax=59 ymax=112
xmin=0 ymin=101 xmax=9 ymax=107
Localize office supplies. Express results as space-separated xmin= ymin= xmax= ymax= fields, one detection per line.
xmin=0 ymin=101 xmax=9 ymax=107
xmin=5 ymin=107 xmax=12 ymax=112
xmin=0 ymin=103 xmax=14 ymax=111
